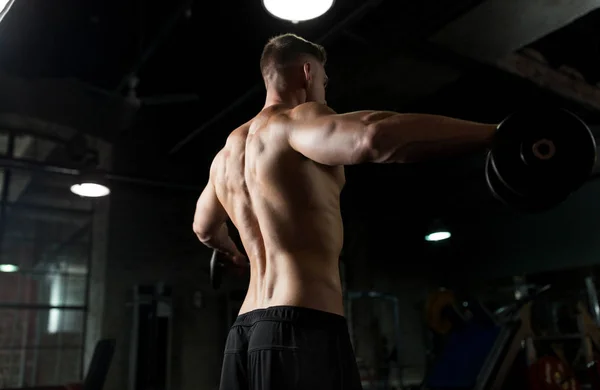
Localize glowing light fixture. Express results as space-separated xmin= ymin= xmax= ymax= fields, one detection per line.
xmin=0 ymin=0 xmax=16 ymax=22
xmin=0 ymin=263 xmax=19 ymax=272
xmin=262 ymin=0 xmax=335 ymax=22
xmin=70 ymin=182 xmax=110 ymax=198
xmin=425 ymin=219 xmax=451 ymax=242
xmin=70 ymin=172 xmax=110 ymax=198
xmin=425 ymin=231 xmax=451 ymax=242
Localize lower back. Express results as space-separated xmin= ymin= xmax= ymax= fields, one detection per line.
xmin=239 ymin=252 xmax=345 ymax=316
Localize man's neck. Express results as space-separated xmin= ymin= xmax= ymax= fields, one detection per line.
xmin=264 ymin=88 xmax=305 ymax=109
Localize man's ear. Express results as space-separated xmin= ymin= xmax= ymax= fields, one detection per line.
xmin=303 ymin=62 xmax=312 ymax=87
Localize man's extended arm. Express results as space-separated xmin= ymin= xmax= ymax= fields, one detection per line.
xmin=286 ymin=103 xmax=496 ymax=166
xmin=192 ymin=177 xmax=244 ymax=261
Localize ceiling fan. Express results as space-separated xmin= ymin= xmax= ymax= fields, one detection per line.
xmin=125 ymin=74 xmax=199 ymax=107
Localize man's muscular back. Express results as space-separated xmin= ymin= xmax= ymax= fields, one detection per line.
xmin=211 ymin=103 xmax=346 ymax=315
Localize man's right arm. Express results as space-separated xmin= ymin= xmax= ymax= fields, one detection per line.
xmin=285 ymin=102 xmax=496 ymax=166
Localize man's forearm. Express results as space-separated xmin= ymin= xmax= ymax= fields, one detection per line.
xmin=196 ymin=223 xmax=240 ymax=257
xmin=369 ymin=114 xmax=496 ymax=163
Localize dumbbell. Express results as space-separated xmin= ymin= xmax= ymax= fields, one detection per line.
xmin=486 ymin=108 xmax=597 ymax=212
xmin=210 ymin=250 xmax=250 ymax=290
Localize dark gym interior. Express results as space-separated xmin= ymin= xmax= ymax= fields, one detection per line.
xmin=1 ymin=0 xmax=600 ymax=389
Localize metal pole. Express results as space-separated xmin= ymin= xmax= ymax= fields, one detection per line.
xmin=30 ymin=310 xmax=42 ymax=385
xmin=54 ymin=265 xmax=68 ymax=384
xmin=11 ymin=264 xmax=22 ymax=385
xmin=128 ymin=286 xmax=140 ymax=390
xmin=391 ymin=296 xmax=403 ymax=389
xmin=0 ymin=303 xmax=87 ymax=310
xmin=0 ymin=155 xmax=201 ymax=192
xmin=347 ymin=296 xmax=355 ymax=349
xmin=106 ymin=173 xmax=200 ymax=192
xmin=167 ymin=0 xmax=385 ymax=155
xmin=80 ymin=208 xmax=94 ymax=380
xmin=0 ymin=131 xmax=15 ymax=253
xmin=18 ymin=280 xmax=31 ymax=387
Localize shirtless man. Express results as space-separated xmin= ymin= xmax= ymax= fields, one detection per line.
xmin=193 ymin=33 xmax=497 ymax=390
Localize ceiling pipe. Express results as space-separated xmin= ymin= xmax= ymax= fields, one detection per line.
xmin=430 ymin=0 xmax=600 ymax=65
xmin=0 ymin=155 xmax=200 ymax=192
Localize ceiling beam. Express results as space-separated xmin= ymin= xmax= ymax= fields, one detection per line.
xmin=496 ymin=51 xmax=600 ymax=112
xmin=430 ymin=0 xmax=600 ymax=64
xmin=0 ymin=73 xmax=138 ymax=142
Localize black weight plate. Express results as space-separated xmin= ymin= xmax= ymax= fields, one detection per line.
xmin=485 ymin=152 xmax=568 ymax=213
xmin=492 ymin=109 xmax=596 ymax=198
xmin=210 ymin=250 xmax=222 ymax=290
xmin=490 ymin=152 xmax=571 ymax=212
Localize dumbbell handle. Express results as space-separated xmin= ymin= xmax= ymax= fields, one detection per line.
xmin=211 ymin=249 xmax=250 ymax=267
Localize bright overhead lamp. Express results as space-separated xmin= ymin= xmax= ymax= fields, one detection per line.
xmin=262 ymin=0 xmax=335 ymax=22
xmin=0 ymin=0 xmax=16 ymax=22
xmin=0 ymin=263 xmax=19 ymax=273
xmin=70 ymin=182 xmax=110 ymax=198
xmin=70 ymin=172 xmax=110 ymax=198
xmin=425 ymin=231 xmax=451 ymax=242
xmin=425 ymin=219 xmax=451 ymax=242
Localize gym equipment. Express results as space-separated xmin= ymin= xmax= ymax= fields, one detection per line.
xmin=528 ymin=355 xmax=580 ymax=390
xmin=486 ymin=152 xmax=569 ymax=212
xmin=84 ymin=339 xmax=116 ymax=390
xmin=210 ymin=250 xmax=250 ymax=290
xmin=426 ymin=319 xmax=501 ymax=388
xmin=210 ymin=250 xmax=224 ymax=290
xmin=345 ymin=291 xmax=403 ymax=388
xmin=473 ymin=293 xmax=600 ymax=390
xmin=425 ymin=289 xmax=468 ymax=335
xmin=486 ymin=108 xmax=597 ymax=212
xmin=128 ymin=284 xmax=172 ymax=390
xmin=423 ymin=285 xmax=551 ymax=390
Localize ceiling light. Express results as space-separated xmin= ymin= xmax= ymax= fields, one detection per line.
xmin=0 ymin=0 xmax=16 ymax=21
xmin=425 ymin=231 xmax=451 ymax=242
xmin=0 ymin=263 xmax=19 ymax=273
xmin=71 ymin=182 xmax=110 ymax=198
xmin=425 ymin=219 xmax=451 ymax=242
xmin=262 ymin=0 xmax=335 ymax=22
xmin=70 ymin=171 xmax=111 ymax=198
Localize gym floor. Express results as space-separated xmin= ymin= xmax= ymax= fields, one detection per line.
xmin=0 ymin=1 xmax=599 ymax=390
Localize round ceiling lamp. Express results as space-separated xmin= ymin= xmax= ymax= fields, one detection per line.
xmin=425 ymin=231 xmax=451 ymax=242
xmin=70 ymin=172 xmax=111 ymax=198
xmin=262 ymin=0 xmax=335 ymax=22
xmin=424 ymin=219 xmax=451 ymax=242
xmin=70 ymin=182 xmax=111 ymax=198
xmin=0 ymin=263 xmax=19 ymax=273
xmin=0 ymin=0 xmax=16 ymax=22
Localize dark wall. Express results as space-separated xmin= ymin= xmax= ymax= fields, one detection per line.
xmin=101 ymin=179 xmax=226 ymax=390
xmin=446 ymin=178 xmax=600 ymax=280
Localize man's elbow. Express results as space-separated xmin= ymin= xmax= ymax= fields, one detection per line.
xmin=358 ymin=124 xmax=402 ymax=163
xmin=192 ymin=222 xmax=212 ymax=244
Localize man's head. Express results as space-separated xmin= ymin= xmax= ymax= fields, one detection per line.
xmin=260 ymin=34 xmax=328 ymax=104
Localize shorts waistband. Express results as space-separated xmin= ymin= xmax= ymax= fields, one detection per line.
xmin=233 ymin=306 xmax=347 ymax=329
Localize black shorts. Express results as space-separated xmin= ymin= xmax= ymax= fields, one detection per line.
xmin=219 ymin=305 xmax=362 ymax=390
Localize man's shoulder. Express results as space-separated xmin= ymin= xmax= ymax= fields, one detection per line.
xmin=290 ymin=102 xmax=336 ymax=120
xmin=258 ymin=103 xmax=336 ymax=135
